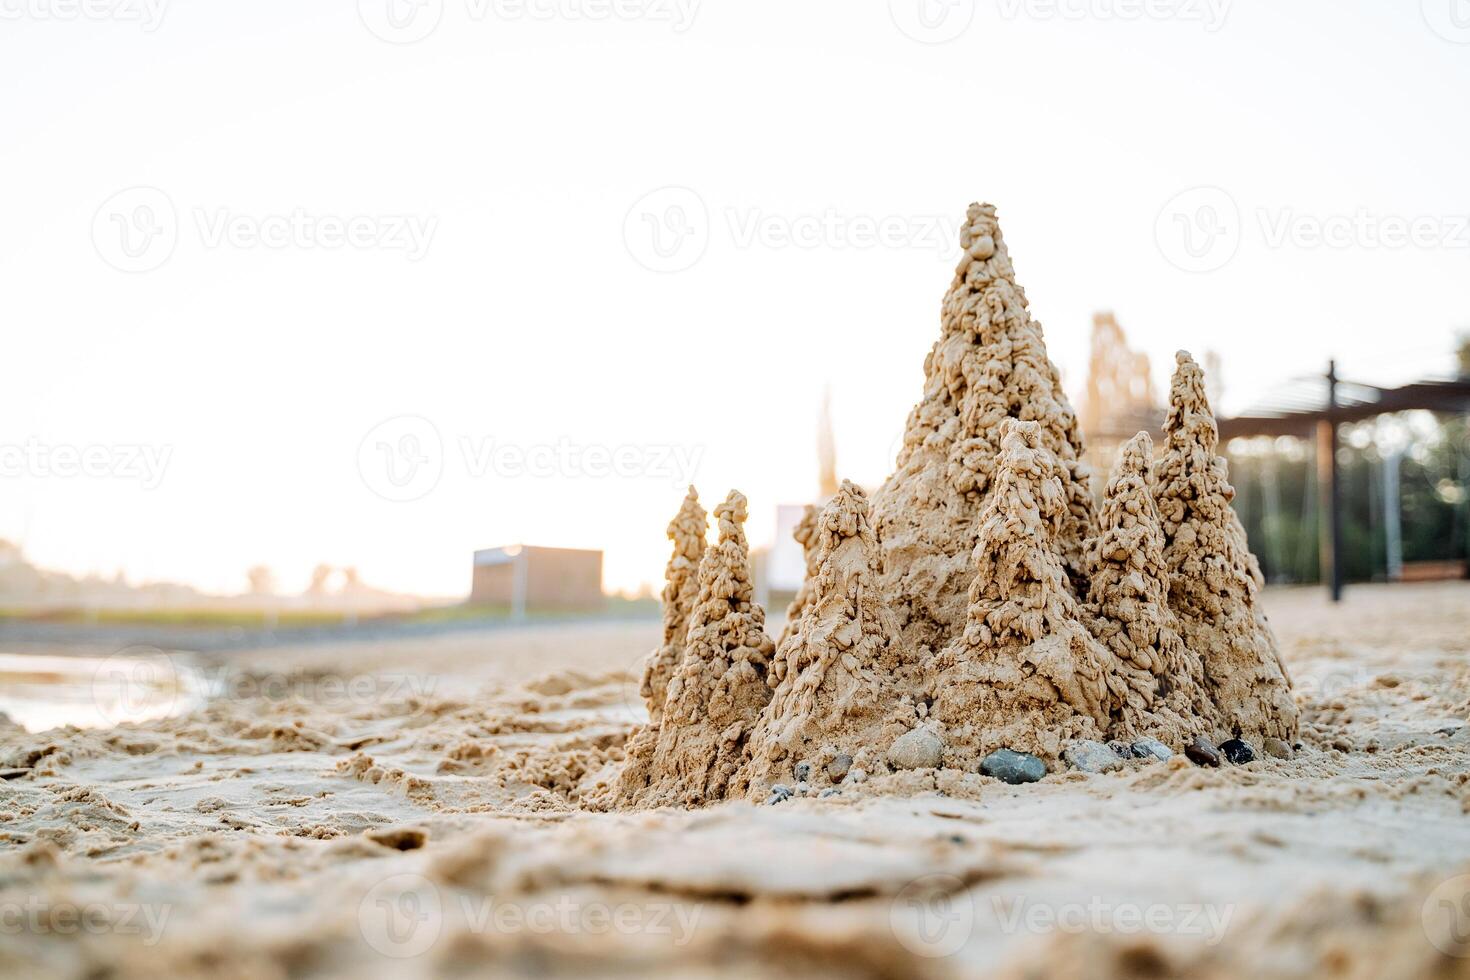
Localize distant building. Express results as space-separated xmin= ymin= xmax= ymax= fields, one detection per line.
xmin=470 ymin=545 xmax=603 ymax=615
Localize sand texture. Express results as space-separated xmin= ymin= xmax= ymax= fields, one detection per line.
xmin=0 ymin=584 xmax=1468 ymax=978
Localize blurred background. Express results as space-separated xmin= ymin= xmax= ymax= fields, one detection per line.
xmin=0 ymin=0 xmax=1466 ymax=631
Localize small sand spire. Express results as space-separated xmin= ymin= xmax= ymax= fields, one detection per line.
xmin=871 ymin=203 xmax=1095 ymax=664
xmin=777 ymin=503 xmax=823 ymax=648
xmin=930 ymin=420 xmax=1122 ymax=763
xmin=1084 ymin=432 xmax=1216 ymax=737
xmin=617 ymin=488 xmax=707 ymax=801
xmin=639 ymin=487 xmax=708 ymax=723
xmin=1154 ymin=352 xmax=1298 ymax=742
xmin=620 ymin=491 xmax=776 ymax=808
xmin=735 ymin=481 xmax=902 ymax=794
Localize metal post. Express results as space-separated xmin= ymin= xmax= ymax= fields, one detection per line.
xmin=512 ymin=550 xmax=529 ymax=621
xmin=1383 ymin=448 xmax=1403 ymax=582
xmin=1317 ymin=361 xmax=1343 ymax=602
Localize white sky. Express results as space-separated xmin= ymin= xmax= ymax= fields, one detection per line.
xmin=1 ymin=0 xmax=1467 ymax=599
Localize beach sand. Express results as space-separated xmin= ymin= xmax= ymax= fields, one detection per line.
xmin=1 ymin=582 xmax=1468 ymax=978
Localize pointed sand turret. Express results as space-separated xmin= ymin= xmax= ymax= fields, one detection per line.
xmin=735 ymin=482 xmax=903 ymax=794
xmin=619 ymin=491 xmax=776 ymax=808
xmin=929 ymin=420 xmax=1124 ymax=763
xmin=1153 ymin=352 xmax=1298 ymax=742
xmin=1084 ymin=432 xmax=1217 ymax=741
xmin=871 ymin=203 xmax=1095 ymax=665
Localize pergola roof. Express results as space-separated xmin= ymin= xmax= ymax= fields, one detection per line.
xmin=1085 ymin=374 xmax=1470 ymax=442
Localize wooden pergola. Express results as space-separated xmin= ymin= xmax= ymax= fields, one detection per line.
xmin=1090 ymin=367 xmax=1470 ymax=602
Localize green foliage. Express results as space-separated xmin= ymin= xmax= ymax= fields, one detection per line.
xmin=1227 ymin=414 xmax=1469 ymax=584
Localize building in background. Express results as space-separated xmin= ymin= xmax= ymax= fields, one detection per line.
xmin=1079 ymin=311 xmax=1162 ymax=489
xmin=470 ymin=545 xmax=603 ymax=616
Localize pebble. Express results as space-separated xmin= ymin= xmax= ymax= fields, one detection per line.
xmin=887 ymin=727 xmax=945 ymax=770
xmin=827 ymin=753 xmax=853 ymax=782
xmin=771 ymin=783 xmax=792 ymax=799
xmin=1185 ymin=736 xmax=1221 ymax=767
xmin=1107 ymin=740 xmax=1132 ymax=759
xmin=1219 ymin=738 xmax=1254 ymax=765
xmin=819 ymin=788 xmax=840 ymax=799
xmin=847 ymin=768 xmax=868 ymax=784
xmin=1130 ymin=737 xmax=1173 ymax=762
xmin=1262 ymin=737 xmax=1292 ymax=760
xmin=979 ymin=748 xmax=1047 ymax=785
xmin=795 ymin=781 xmax=810 ymax=795
xmin=794 ymin=761 xmax=812 ymax=782
xmin=1064 ymin=740 xmax=1124 ymax=774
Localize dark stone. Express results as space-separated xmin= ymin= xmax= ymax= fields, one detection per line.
xmin=1185 ymin=737 xmax=1221 ymax=767
xmin=794 ymin=761 xmax=812 ymax=782
xmin=1219 ymin=738 xmax=1254 ymax=764
xmin=827 ymin=753 xmax=853 ymax=781
xmin=980 ymin=748 xmax=1048 ymax=785
xmin=1107 ymin=740 xmax=1132 ymax=759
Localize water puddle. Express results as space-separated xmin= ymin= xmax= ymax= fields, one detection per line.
xmin=0 ymin=650 xmax=210 ymax=733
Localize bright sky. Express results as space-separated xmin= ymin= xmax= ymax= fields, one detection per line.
xmin=1 ymin=0 xmax=1467 ymax=599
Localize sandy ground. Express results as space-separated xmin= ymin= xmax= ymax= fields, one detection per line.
xmin=1 ymin=583 xmax=1468 ymax=979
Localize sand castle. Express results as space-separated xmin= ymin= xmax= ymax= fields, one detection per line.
xmin=619 ymin=203 xmax=1298 ymax=807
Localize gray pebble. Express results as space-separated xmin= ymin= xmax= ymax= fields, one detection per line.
xmin=794 ymin=761 xmax=812 ymax=782
xmin=846 ymin=768 xmax=868 ymax=784
xmin=1064 ymin=739 xmax=1125 ymax=774
xmin=827 ymin=753 xmax=853 ymax=781
xmin=770 ymin=783 xmax=792 ymax=798
xmin=795 ymin=781 xmax=810 ymax=795
xmin=1130 ymin=737 xmax=1173 ymax=762
xmin=887 ymin=726 xmax=945 ymax=770
xmin=1107 ymin=740 xmax=1132 ymax=759
xmin=818 ymin=788 xmax=840 ymax=798
xmin=1262 ymin=737 xmax=1292 ymax=760
xmin=979 ymin=748 xmax=1047 ymax=785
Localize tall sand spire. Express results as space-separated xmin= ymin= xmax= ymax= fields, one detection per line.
xmin=619 ymin=491 xmax=775 ymax=808
xmin=1154 ymin=352 xmax=1298 ymax=742
xmin=871 ymin=203 xmax=1095 ymax=664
